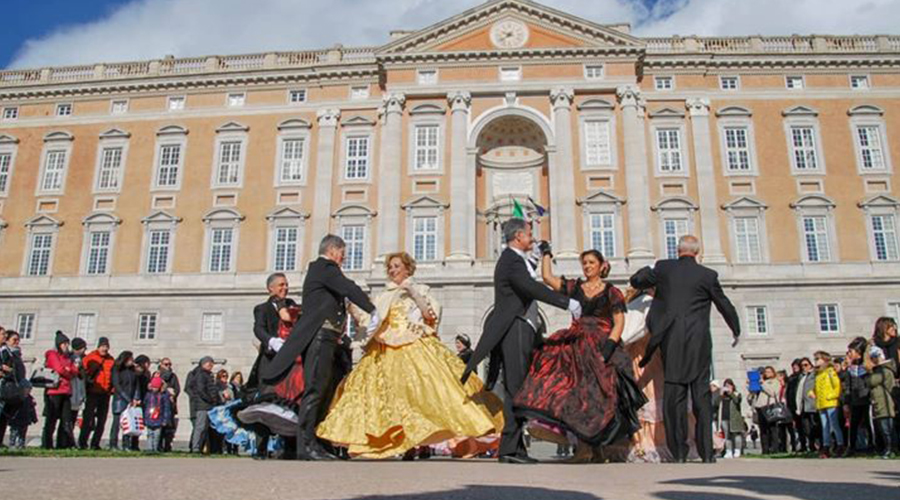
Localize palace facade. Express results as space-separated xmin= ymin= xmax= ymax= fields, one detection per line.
xmin=2 ymin=0 xmax=900 ymax=422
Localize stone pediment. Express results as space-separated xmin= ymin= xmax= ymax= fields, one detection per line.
xmin=858 ymin=194 xmax=900 ymax=209
xmin=378 ymin=0 xmax=641 ymax=56
xmin=266 ymin=206 xmax=309 ymax=221
xmin=577 ymin=190 xmax=625 ymax=206
xmin=25 ymin=214 xmax=63 ymax=228
xmin=402 ymin=195 xmax=449 ymax=210
xmin=722 ymin=196 xmax=768 ymax=211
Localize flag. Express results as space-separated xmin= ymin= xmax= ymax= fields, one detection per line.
xmin=512 ymin=199 xmax=525 ymax=219
xmin=527 ymin=196 xmax=546 ymax=217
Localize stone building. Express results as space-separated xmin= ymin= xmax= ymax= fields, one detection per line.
xmin=1 ymin=0 xmax=899 ymax=435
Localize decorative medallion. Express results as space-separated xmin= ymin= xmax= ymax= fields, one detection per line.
xmin=490 ymin=19 xmax=529 ymax=49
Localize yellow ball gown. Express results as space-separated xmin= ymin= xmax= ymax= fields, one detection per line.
xmin=316 ymin=282 xmax=503 ymax=459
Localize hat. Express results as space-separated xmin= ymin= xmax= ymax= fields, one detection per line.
xmin=71 ymin=337 xmax=87 ymax=351
xmin=199 ymin=356 xmax=215 ymax=366
xmin=869 ymin=345 xmax=885 ymax=361
xmin=97 ymin=337 xmax=110 ymax=348
xmin=710 ymin=379 xmax=721 ymax=388
xmin=54 ymin=330 xmax=70 ymax=349
xmin=134 ymin=354 xmax=150 ymax=366
xmin=149 ymin=376 xmax=164 ymax=390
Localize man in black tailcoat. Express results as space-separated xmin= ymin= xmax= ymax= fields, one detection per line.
xmin=630 ymin=235 xmax=741 ymax=463
xmin=461 ymin=218 xmax=581 ymax=464
xmin=261 ymin=234 xmax=378 ymax=461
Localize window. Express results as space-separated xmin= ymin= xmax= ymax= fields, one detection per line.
xmin=584 ymin=64 xmax=604 ymax=79
xmin=663 ymin=218 xmax=688 ymax=259
xmin=345 ymin=136 xmax=369 ymax=180
xmin=97 ymin=147 xmax=123 ymax=190
xmin=417 ymin=70 xmax=438 ymax=85
xmin=155 ymin=144 xmax=182 ymax=188
xmin=41 ymin=150 xmax=68 ymax=191
xmin=75 ymin=313 xmax=97 ymax=342
xmin=802 ymin=216 xmax=830 ymax=262
xmin=341 ymin=225 xmax=365 ymax=271
xmin=412 ymin=216 xmax=438 ymax=262
xmin=350 ymin=86 xmax=369 ymax=100
xmin=656 ymin=128 xmax=683 ymax=173
xmin=273 ymin=226 xmax=299 ymax=271
xmin=584 ymin=121 xmax=611 ymax=167
xmin=654 ymin=76 xmax=673 ymax=91
xmin=137 ymin=313 xmax=158 ymax=341
xmin=110 ymin=100 xmax=128 ymax=114
xmin=719 ymin=76 xmax=739 ymax=90
xmin=289 ymin=89 xmax=307 ymax=103
xmin=789 ymin=127 xmax=819 ymax=171
xmin=215 ymin=141 xmax=242 ymax=186
xmin=817 ymin=304 xmax=840 ymax=334
xmin=27 ymin=233 xmax=53 ymax=276
xmin=850 ymin=75 xmax=869 ymax=90
xmin=16 ymin=313 xmax=35 ymax=341
xmin=856 ymin=126 xmax=885 ymax=171
xmin=280 ymin=138 xmax=305 ymax=183
xmin=733 ymin=217 xmax=762 ymax=263
xmin=208 ymin=228 xmax=234 ymax=272
xmin=86 ymin=231 xmax=111 ymax=275
xmin=56 ymin=103 xmax=72 ymax=116
xmin=786 ymin=76 xmax=804 ymax=90
xmin=890 ymin=302 xmax=900 ymax=323
xmin=746 ymin=306 xmax=769 ymax=335
xmin=167 ymin=96 xmax=185 ymax=111
xmin=227 ymin=93 xmax=245 ymax=107
xmin=500 ymin=66 xmax=521 ymax=82
xmin=588 ymin=213 xmax=616 ymax=257
xmin=146 ymin=229 xmax=171 ymax=273
xmin=201 ymin=313 xmax=224 ymax=343
xmin=871 ymin=214 xmax=899 ymax=261
xmin=414 ymin=125 xmax=439 ymax=171
xmin=723 ymin=127 xmax=751 ymax=172
xmin=2 ymin=107 xmax=18 ymax=120
xmin=0 ymin=152 xmax=12 ymax=194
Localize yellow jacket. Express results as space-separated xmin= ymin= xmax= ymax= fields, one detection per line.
xmin=814 ymin=366 xmax=841 ymax=410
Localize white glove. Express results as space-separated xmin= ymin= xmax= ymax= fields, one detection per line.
xmin=568 ymin=299 xmax=583 ymax=320
xmin=268 ymin=337 xmax=284 ymax=353
xmin=366 ymin=312 xmax=382 ymax=336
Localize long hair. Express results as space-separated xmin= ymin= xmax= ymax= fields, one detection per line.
xmin=873 ymin=317 xmax=897 ymax=342
xmin=113 ymin=350 xmax=133 ymax=372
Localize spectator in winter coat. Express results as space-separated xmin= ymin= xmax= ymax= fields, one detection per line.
xmin=42 ymin=331 xmax=79 ymax=449
xmin=814 ymin=351 xmax=844 ymax=458
xmin=157 ymin=358 xmax=180 ymax=452
xmin=866 ymin=346 xmax=896 ymax=459
xmin=0 ymin=330 xmax=26 ymax=445
xmin=8 ymin=382 xmax=38 ymax=449
xmin=749 ymin=366 xmax=783 ymax=455
xmin=143 ymin=375 xmax=173 ymax=453
xmin=68 ymin=337 xmax=88 ymax=443
xmin=845 ymin=337 xmax=873 ymax=456
xmin=795 ymin=358 xmax=820 ymax=453
xmin=79 ymin=337 xmax=114 ymax=450
xmin=110 ymin=351 xmax=139 ymax=451
xmin=185 ymin=356 xmax=220 ymax=454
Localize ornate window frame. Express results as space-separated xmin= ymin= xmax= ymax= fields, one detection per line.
xmin=408 ymin=104 xmax=446 ymax=175
xmin=201 ymin=208 xmax=244 ymax=274
xmin=274 ymin=119 xmax=311 ymax=187
xmin=0 ymin=133 xmax=20 ymax=198
xmin=211 ymin=122 xmax=249 ymax=189
xmin=790 ymin=194 xmax=838 ymax=264
xmin=340 ymin=116 xmax=376 ymax=184
xmin=140 ymin=211 xmax=182 ymax=275
xmin=22 ymin=214 xmax=63 ymax=277
xmin=858 ymin=195 xmax=900 ymax=263
xmin=649 ymin=108 xmax=690 ymax=178
xmin=848 ymin=105 xmax=892 ymax=176
xmin=722 ymin=196 xmax=769 ymax=264
xmin=577 ymin=190 xmax=625 ymax=260
xmin=577 ymin=99 xmax=617 ymax=171
xmin=402 ymin=196 xmax=448 ymax=263
xmin=715 ymin=106 xmax=759 ymax=177
xmin=93 ymin=128 xmax=131 ymax=194
xmin=266 ymin=206 xmax=309 ymax=272
xmin=151 ymin=125 xmax=189 ymax=191
xmin=80 ymin=212 xmax=122 ymax=276
xmin=652 ymin=197 xmax=698 ymax=259
xmin=333 ymin=204 xmax=376 ymax=272
xmin=36 ymin=131 xmax=74 ymax=196
xmin=782 ymin=106 xmax=827 ymax=176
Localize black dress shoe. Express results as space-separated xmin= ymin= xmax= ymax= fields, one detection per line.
xmin=499 ymin=455 xmax=538 ymax=464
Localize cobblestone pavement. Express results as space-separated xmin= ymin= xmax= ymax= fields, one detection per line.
xmin=1 ymin=454 xmax=897 ymax=500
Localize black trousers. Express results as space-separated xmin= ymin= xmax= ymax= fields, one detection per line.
xmin=499 ymin=320 xmax=538 ymax=458
xmin=848 ymin=404 xmax=873 ymax=452
xmin=800 ymin=411 xmax=820 ymax=451
xmin=78 ymin=392 xmax=110 ymax=449
xmin=42 ymin=394 xmax=73 ymax=449
xmin=296 ymin=329 xmax=338 ymax=450
xmin=664 ymin=366 xmax=713 ymax=461
xmin=756 ymin=408 xmax=782 ymax=454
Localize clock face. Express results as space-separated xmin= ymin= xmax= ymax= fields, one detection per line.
xmin=490 ymin=20 xmax=529 ymax=49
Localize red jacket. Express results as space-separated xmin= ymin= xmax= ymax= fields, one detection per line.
xmin=83 ymin=350 xmax=114 ymax=394
xmin=45 ymin=350 xmax=78 ymax=396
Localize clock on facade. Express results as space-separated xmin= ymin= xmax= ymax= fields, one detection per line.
xmin=490 ymin=20 xmax=529 ymax=49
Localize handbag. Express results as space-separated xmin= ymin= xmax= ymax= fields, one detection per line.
xmin=120 ymin=405 xmax=145 ymax=437
xmin=0 ymin=372 xmax=24 ymax=403
xmin=30 ymin=368 xmax=60 ymax=389
xmin=713 ymin=400 xmax=726 ymax=452
xmin=762 ymin=402 xmax=792 ymax=425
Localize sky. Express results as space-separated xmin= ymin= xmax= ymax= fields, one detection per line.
xmin=3 ymin=0 xmax=900 ymax=70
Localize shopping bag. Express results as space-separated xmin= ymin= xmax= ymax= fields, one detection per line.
xmin=120 ymin=405 xmax=145 ymax=437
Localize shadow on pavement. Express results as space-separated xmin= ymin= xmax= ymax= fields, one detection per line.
xmin=655 ymin=475 xmax=897 ymax=500
xmin=344 ymin=485 xmax=601 ymax=500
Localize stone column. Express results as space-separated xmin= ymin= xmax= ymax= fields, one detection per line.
xmin=616 ymin=85 xmax=654 ymax=266
xmin=686 ymin=98 xmax=726 ymax=263
xmin=375 ymin=93 xmax=405 ymax=262
xmin=549 ymin=87 xmax=578 ymax=258
xmin=309 ymin=108 xmax=341 ymax=258
xmin=447 ymin=91 xmax=473 ymax=262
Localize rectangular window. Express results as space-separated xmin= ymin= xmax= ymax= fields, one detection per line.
xmin=656 ymin=128 xmax=683 ymax=173
xmin=216 ymin=141 xmax=242 ymax=186
xmin=289 ymin=89 xmax=307 ymax=103
xmin=890 ymin=302 xmax=900 ymax=323
xmin=733 ymin=217 xmax=762 ymax=263
xmin=16 ymin=313 xmax=35 ymax=341
xmin=201 ymin=313 xmax=224 ymax=343
xmin=719 ymin=76 xmax=739 ymax=90
xmin=850 ymin=75 xmax=869 ymax=90
xmin=0 ymin=152 xmax=12 ymax=194
xmin=341 ymin=225 xmax=365 ymax=271
xmin=802 ymin=216 xmax=831 ymax=262
xmin=584 ymin=64 xmax=604 ymax=79
xmin=86 ymin=231 xmax=111 ymax=275
xmin=790 ymin=127 xmax=819 ymax=171
xmin=589 ymin=213 xmax=616 ymax=258
xmin=97 ymin=147 xmax=123 ymax=190
xmin=273 ymin=226 xmax=299 ymax=271
xmin=27 ymin=233 xmax=53 ymax=276
xmin=584 ymin=120 xmax=611 ymax=167
xmin=724 ymin=127 xmax=751 ymax=172
xmin=345 ymin=136 xmax=369 ymax=179
xmin=817 ymin=304 xmax=840 ymax=334
xmin=156 ymin=144 xmax=181 ymax=187
xmin=227 ymin=93 xmax=245 ymax=107
xmin=417 ymin=70 xmax=437 ymax=85
xmin=2 ymin=107 xmax=18 ymax=120
xmin=167 ymin=96 xmax=185 ymax=111
xmin=208 ymin=228 xmax=234 ymax=273
xmin=146 ymin=230 xmax=170 ymax=274
xmin=280 ymin=138 xmax=305 ymax=183
xmin=414 ymin=125 xmax=440 ymax=171
xmin=663 ymin=218 xmax=688 ymax=260
xmin=412 ymin=216 xmax=438 ymax=262
xmin=56 ymin=103 xmax=72 ymax=116
xmin=41 ymin=150 xmax=67 ymax=191
xmin=746 ymin=306 xmax=769 ymax=335
xmin=110 ymin=100 xmax=128 ymax=114
xmin=75 ymin=313 xmax=97 ymax=342
xmin=137 ymin=313 xmax=157 ymax=341
xmin=872 ymin=214 xmax=899 ymax=261
xmin=500 ymin=67 xmax=521 ymax=82
xmin=654 ymin=76 xmax=673 ymax=91
xmin=856 ymin=126 xmax=885 ymax=171
xmin=786 ymin=76 xmax=804 ymax=90
xmin=350 ymin=86 xmax=369 ymax=100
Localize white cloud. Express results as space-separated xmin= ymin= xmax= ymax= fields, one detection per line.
xmin=7 ymin=0 xmax=899 ymax=69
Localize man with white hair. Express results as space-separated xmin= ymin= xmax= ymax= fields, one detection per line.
xmin=630 ymin=235 xmax=740 ymax=463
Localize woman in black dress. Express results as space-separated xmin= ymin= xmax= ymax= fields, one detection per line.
xmin=514 ymin=247 xmax=646 ymax=462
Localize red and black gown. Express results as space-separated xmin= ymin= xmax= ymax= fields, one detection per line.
xmin=514 ymin=279 xmax=647 ymax=446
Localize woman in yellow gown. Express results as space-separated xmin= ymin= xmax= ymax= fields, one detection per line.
xmin=316 ymin=252 xmax=503 ymax=459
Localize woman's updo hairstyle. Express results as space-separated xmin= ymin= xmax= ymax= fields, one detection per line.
xmin=580 ymin=249 xmax=610 ymax=279
xmin=384 ymin=251 xmax=417 ymax=277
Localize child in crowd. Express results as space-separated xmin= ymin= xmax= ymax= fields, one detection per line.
xmin=143 ymin=375 xmax=173 ymax=453
xmin=813 ymin=351 xmax=844 ymax=458
xmin=8 ymin=381 xmax=38 ymax=449
xmin=866 ymin=345 xmax=896 ymax=459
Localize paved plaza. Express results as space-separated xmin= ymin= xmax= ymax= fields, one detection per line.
xmin=1 ymin=456 xmax=896 ymax=500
